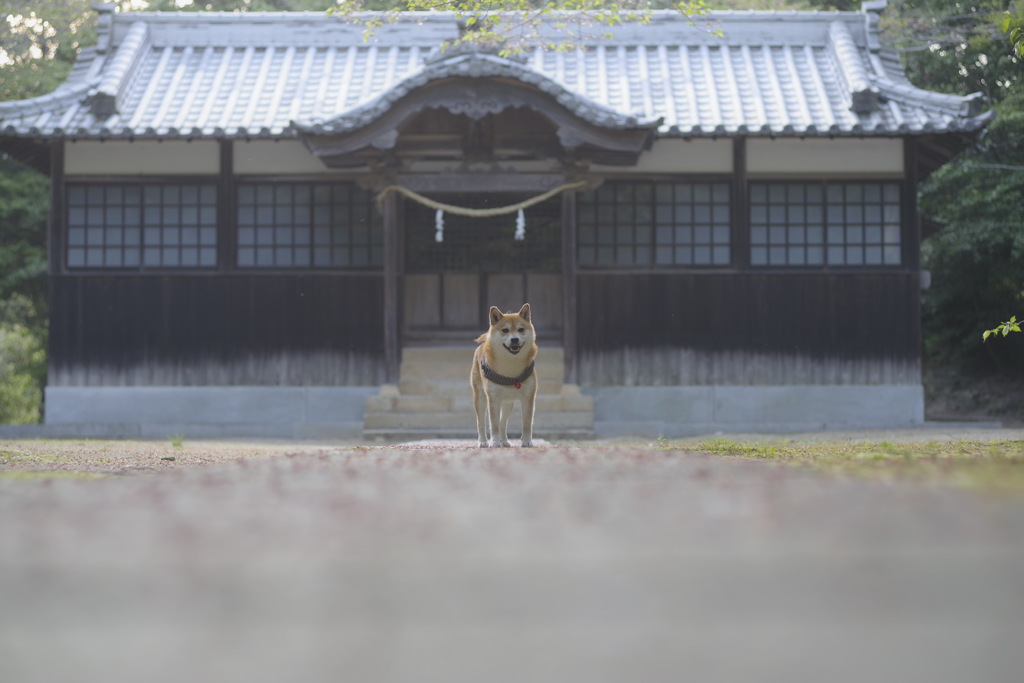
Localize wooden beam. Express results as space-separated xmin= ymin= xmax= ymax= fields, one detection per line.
xmin=395 ymin=173 xmax=567 ymax=193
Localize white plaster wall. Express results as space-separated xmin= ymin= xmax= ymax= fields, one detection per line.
xmin=64 ymin=141 xmax=220 ymax=175
xmin=591 ymin=139 xmax=733 ymax=174
xmin=747 ymin=138 xmax=904 ymax=175
xmin=234 ymin=140 xmax=342 ymax=175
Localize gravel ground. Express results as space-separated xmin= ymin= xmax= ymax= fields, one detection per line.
xmin=2 ymin=432 xmax=1024 ymax=683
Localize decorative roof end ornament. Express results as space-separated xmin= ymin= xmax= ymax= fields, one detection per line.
xmin=850 ymin=88 xmax=882 ymax=115
xmin=92 ymin=3 xmax=116 ymax=54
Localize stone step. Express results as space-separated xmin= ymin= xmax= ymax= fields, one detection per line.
xmin=398 ymin=379 xmax=566 ymax=396
xmin=399 ymin=361 xmax=565 ymax=382
xmin=452 ymin=394 xmax=594 ymax=413
xmin=366 ymin=395 xmax=452 ymax=413
xmin=363 ymin=428 xmax=597 ymax=442
xmin=402 ymin=346 xmax=564 ymax=365
xmin=363 ymin=410 xmax=595 ymax=431
xmin=367 ymin=393 xmax=593 ymax=414
xmin=364 ymin=345 xmax=593 ymax=440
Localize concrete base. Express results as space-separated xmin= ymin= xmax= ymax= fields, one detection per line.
xmin=586 ymin=385 xmax=928 ymax=438
xmin=40 ymin=386 xmax=377 ymax=439
xmin=5 ymin=383 xmax=934 ymax=440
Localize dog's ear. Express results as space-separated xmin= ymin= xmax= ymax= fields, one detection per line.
xmin=489 ymin=306 xmax=503 ymax=325
xmin=518 ymin=303 xmax=531 ymax=322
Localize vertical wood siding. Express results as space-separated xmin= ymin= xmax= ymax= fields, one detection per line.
xmin=49 ymin=275 xmax=386 ymax=386
xmin=576 ymin=272 xmax=921 ymax=385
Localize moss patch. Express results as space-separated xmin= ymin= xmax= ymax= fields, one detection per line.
xmin=677 ymin=438 xmax=1024 ymax=493
xmin=0 ymin=470 xmax=105 ymax=480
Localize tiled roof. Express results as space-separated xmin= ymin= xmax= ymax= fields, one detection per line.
xmin=0 ymin=5 xmax=990 ymax=140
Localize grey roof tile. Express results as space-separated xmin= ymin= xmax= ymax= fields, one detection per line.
xmin=0 ymin=8 xmax=990 ymax=140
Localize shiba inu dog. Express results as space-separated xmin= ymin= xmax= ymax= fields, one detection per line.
xmin=470 ymin=303 xmax=538 ymax=448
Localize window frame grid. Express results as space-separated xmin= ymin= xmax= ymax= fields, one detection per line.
xmin=576 ymin=180 xmax=733 ymax=269
xmin=65 ymin=181 xmax=218 ymax=271
xmin=749 ymin=180 xmax=903 ymax=268
xmin=235 ymin=181 xmax=383 ymax=270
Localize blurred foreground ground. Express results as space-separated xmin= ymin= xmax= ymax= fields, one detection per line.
xmin=2 ymin=431 xmax=1023 ymax=683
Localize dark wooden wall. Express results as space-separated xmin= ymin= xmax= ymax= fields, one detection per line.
xmin=576 ymin=272 xmax=922 ymax=385
xmin=49 ymin=275 xmax=386 ymax=386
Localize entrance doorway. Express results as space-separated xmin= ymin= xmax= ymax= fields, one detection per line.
xmin=401 ymin=193 xmax=563 ymax=342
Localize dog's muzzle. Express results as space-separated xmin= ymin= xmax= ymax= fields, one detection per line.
xmin=504 ymin=339 xmax=522 ymax=354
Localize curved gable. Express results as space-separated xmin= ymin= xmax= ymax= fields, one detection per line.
xmin=292 ymin=51 xmax=661 ymax=167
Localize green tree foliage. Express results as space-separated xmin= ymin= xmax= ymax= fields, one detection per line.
xmin=983 ymin=315 xmax=1021 ymax=340
xmin=0 ymin=0 xmax=101 ymax=101
xmin=0 ymin=158 xmax=48 ymax=317
xmin=881 ymin=0 xmax=1021 ymax=103
xmin=331 ymin=0 xmax=720 ymax=56
xmin=1005 ymin=9 xmax=1024 ymax=57
xmin=0 ymin=295 xmax=46 ymax=424
xmin=0 ymin=2 xmax=69 ymax=422
xmin=0 ymin=160 xmax=49 ymax=424
xmin=886 ymin=0 xmax=1024 ymax=374
xmin=919 ymin=88 xmax=1024 ymax=371
xmin=160 ymin=0 xmax=339 ymax=10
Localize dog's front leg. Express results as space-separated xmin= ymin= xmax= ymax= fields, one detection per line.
xmin=474 ymin=390 xmax=489 ymax=448
xmin=520 ymin=392 xmax=536 ymax=448
xmin=488 ymin=397 xmax=509 ymax=447
xmin=496 ymin=400 xmax=514 ymax=447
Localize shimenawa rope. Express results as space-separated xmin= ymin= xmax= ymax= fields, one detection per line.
xmin=376 ymin=180 xmax=589 ymax=217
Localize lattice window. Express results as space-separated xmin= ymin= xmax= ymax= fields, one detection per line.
xmin=66 ymin=184 xmax=217 ymax=269
xmin=750 ymin=182 xmax=902 ymax=267
xmin=577 ymin=181 xmax=731 ymax=267
xmin=236 ymin=183 xmax=382 ymax=269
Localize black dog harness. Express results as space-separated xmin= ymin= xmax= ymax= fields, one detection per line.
xmin=480 ymin=360 xmax=535 ymax=389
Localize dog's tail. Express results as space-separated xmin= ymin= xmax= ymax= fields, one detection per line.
xmin=474 ymin=333 xmax=488 ymax=344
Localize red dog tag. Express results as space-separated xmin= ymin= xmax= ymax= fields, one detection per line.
xmin=514 ymin=382 xmax=522 ymax=389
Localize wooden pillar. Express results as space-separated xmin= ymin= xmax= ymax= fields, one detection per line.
xmin=217 ymin=140 xmax=236 ymax=270
xmin=382 ymin=189 xmax=401 ymax=384
xmin=561 ymin=189 xmax=578 ymax=384
xmin=902 ymin=137 xmax=921 ymax=270
xmin=901 ymin=136 xmax=923 ymax=373
xmin=48 ymin=141 xmax=65 ymax=276
xmin=732 ymin=137 xmax=749 ymax=269
xmin=47 ymin=141 xmax=66 ymax=394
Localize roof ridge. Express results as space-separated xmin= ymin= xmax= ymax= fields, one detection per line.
xmin=827 ymin=19 xmax=880 ymax=114
xmin=87 ymin=21 xmax=150 ymax=119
